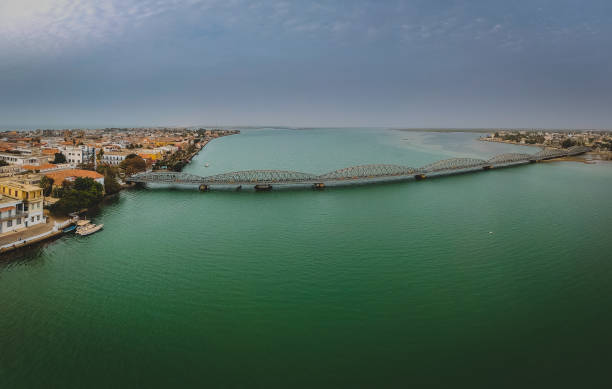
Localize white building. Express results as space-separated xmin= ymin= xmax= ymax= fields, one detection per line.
xmin=101 ymin=151 xmax=130 ymax=166
xmin=60 ymin=145 xmax=95 ymax=165
xmin=0 ymin=196 xmax=24 ymax=234
xmin=0 ymin=152 xmax=48 ymax=166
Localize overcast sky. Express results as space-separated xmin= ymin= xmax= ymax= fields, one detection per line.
xmin=1 ymin=0 xmax=611 ymax=129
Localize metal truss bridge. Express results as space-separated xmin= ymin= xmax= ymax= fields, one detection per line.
xmin=126 ymin=146 xmax=591 ymax=191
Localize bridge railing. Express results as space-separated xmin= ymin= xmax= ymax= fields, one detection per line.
xmin=126 ymin=146 xmax=590 ymax=186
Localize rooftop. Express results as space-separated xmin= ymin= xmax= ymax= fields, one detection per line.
xmin=44 ymin=169 xmax=103 ymax=183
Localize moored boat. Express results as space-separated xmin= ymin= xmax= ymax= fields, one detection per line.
xmin=76 ymin=223 xmax=104 ymax=236
xmin=76 ymin=219 xmax=90 ymax=227
xmin=63 ymin=225 xmax=77 ymax=233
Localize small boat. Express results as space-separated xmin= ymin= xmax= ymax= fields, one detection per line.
xmin=63 ymin=225 xmax=77 ymax=233
xmin=76 ymin=219 xmax=90 ymax=227
xmin=76 ymin=223 xmax=104 ymax=236
xmin=205 ymin=163 xmax=210 ymax=167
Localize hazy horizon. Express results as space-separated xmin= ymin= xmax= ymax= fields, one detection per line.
xmin=2 ymin=0 xmax=611 ymax=129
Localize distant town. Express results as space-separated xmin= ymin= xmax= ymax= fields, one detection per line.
xmin=0 ymin=127 xmax=238 ymax=252
xmin=480 ymin=129 xmax=612 ymax=153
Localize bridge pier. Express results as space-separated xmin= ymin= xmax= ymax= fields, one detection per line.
xmin=127 ymin=149 xmax=590 ymax=191
xmin=255 ymin=184 xmax=272 ymax=192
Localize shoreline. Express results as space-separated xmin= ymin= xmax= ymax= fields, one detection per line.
xmin=2 ymin=133 xmax=237 ymax=255
xmin=478 ymin=137 xmax=612 ymax=162
xmin=0 ymin=217 xmax=74 ymax=254
xmin=479 ymin=137 xmax=543 ymax=148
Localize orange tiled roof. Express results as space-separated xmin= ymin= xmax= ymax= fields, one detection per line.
xmin=22 ymin=163 xmax=58 ymax=171
xmin=44 ymin=169 xmax=103 ymax=183
xmin=42 ymin=148 xmax=59 ymax=154
xmin=0 ymin=206 xmax=16 ymax=212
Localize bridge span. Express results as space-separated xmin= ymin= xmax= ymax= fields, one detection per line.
xmin=126 ymin=146 xmax=590 ymax=191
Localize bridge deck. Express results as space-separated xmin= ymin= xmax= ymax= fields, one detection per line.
xmin=126 ymin=147 xmax=591 ymax=190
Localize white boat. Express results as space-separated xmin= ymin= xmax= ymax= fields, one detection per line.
xmin=76 ymin=222 xmax=104 ymax=236
xmin=205 ymin=163 xmax=210 ymax=167
xmin=76 ymin=219 xmax=90 ymax=227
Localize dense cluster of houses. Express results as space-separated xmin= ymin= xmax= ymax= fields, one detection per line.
xmin=482 ymin=129 xmax=612 ymax=151
xmin=0 ymin=127 xmax=236 ymax=239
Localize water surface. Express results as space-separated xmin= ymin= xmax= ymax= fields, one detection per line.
xmin=1 ymin=129 xmax=611 ymax=388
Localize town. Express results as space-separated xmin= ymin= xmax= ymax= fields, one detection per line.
xmin=480 ymin=129 xmax=612 ymax=157
xmin=0 ymin=127 xmax=238 ymax=252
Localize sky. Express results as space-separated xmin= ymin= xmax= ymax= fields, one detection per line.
xmin=1 ymin=0 xmax=611 ymax=129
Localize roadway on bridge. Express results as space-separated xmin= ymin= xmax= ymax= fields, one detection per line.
xmin=126 ymin=146 xmax=590 ymax=190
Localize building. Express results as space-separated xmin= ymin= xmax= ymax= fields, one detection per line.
xmin=60 ymin=145 xmax=95 ymax=165
xmin=0 ymin=196 xmax=24 ymax=234
xmin=0 ymin=181 xmax=45 ymax=228
xmin=21 ymin=163 xmax=70 ymax=173
xmin=43 ymin=169 xmax=104 ymax=188
xmin=41 ymin=148 xmax=60 ymax=162
xmin=101 ymin=151 xmax=130 ymax=166
xmin=0 ymin=152 xmax=48 ymax=166
xmin=136 ymin=151 xmax=162 ymax=161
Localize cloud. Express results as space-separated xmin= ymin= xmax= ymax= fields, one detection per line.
xmin=0 ymin=0 xmax=217 ymax=54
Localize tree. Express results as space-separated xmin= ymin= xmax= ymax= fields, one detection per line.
xmin=0 ymin=160 xmax=8 ymax=167
xmin=104 ymin=173 xmax=121 ymax=194
xmin=562 ymin=138 xmax=576 ymax=148
xmin=40 ymin=176 xmax=54 ymax=196
xmin=53 ymin=153 xmax=67 ymax=164
xmin=172 ymin=161 xmax=186 ymax=171
xmin=120 ymin=154 xmax=147 ymax=176
xmin=52 ymin=177 xmax=104 ymax=214
xmin=74 ymin=177 xmax=94 ymax=191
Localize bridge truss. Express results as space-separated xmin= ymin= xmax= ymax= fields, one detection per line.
xmin=126 ymin=146 xmax=590 ymax=187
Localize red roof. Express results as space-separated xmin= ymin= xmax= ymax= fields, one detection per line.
xmin=22 ymin=163 xmax=58 ymax=171
xmin=44 ymin=169 xmax=103 ymax=183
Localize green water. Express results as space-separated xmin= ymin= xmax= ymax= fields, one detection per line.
xmin=1 ymin=129 xmax=612 ymax=388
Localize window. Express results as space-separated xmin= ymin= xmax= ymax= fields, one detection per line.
xmin=17 ymin=218 xmax=21 ymax=224
xmin=7 ymin=220 xmax=12 ymax=227
xmin=37 ymin=215 xmax=40 ymax=221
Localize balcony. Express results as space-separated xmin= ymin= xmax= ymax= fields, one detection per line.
xmin=0 ymin=211 xmax=27 ymax=222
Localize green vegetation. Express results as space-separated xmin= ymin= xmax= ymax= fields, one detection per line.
xmin=40 ymin=176 xmax=54 ymax=196
xmin=500 ymin=132 xmax=545 ymax=145
xmin=51 ymin=177 xmax=104 ymax=214
xmin=120 ymin=154 xmax=147 ymax=176
xmin=126 ymin=143 xmax=143 ymax=149
xmin=97 ymin=165 xmax=122 ymax=195
xmin=525 ymin=134 xmax=545 ymax=144
xmin=0 ymin=160 xmax=8 ymax=167
xmin=153 ymin=144 xmax=198 ymax=172
xmin=562 ymin=138 xmax=576 ymax=148
xmin=53 ymin=153 xmax=67 ymax=164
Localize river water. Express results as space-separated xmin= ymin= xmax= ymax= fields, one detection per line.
xmin=1 ymin=128 xmax=612 ymax=388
